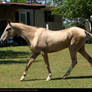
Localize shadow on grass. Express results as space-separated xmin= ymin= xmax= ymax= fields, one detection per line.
xmin=23 ymin=75 xmax=92 ymax=82
xmin=52 ymin=75 xmax=92 ymax=80
xmin=0 ymin=50 xmax=31 ymax=59
xmin=23 ymin=78 xmax=45 ymax=82
xmin=0 ymin=60 xmax=27 ymax=64
xmin=0 ymin=50 xmax=41 ymax=64
xmin=0 ymin=59 xmax=40 ymax=64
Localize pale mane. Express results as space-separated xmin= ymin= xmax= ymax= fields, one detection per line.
xmin=12 ymin=23 xmax=37 ymax=31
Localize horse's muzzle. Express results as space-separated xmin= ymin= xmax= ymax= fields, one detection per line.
xmin=0 ymin=38 xmax=3 ymax=43
xmin=0 ymin=38 xmax=6 ymax=44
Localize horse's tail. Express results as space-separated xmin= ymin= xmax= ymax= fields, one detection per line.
xmin=85 ymin=31 xmax=92 ymax=39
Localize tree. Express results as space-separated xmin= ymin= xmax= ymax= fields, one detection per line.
xmin=10 ymin=0 xmax=26 ymax=3
xmin=51 ymin=0 xmax=92 ymax=28
xmin=10 ymin=0 xmax=37 ymax=3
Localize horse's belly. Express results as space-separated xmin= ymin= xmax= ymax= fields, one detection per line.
xmin=47 ymin=41 xmax=69 ymax=53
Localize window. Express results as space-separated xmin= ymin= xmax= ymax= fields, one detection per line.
xmin=15 ymin=11 xmax=19 ymax=22
xmin=18 ymin=11 xmax=30 ymax=25
xmin=27 ymin=12 xmax=30 ymax=25
xmin=44 ymin=11 xmax=54 ymax=22
xmin=20 ymin=12 xmax=26 ymax=24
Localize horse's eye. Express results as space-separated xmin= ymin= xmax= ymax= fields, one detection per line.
xmin=6 ymin=28 xmax=11 ymax=31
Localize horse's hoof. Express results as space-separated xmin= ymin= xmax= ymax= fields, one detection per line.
xmin=20 ymin=76 xmax=25 ymax=81
xmin=62 ymin=75 xmax=67 ymax=79
xmin=46 ymin=77 xmax=51 ymax=81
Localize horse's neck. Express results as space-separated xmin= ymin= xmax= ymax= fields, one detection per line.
xmin=14 ymin=24 xmax=36 ymax=44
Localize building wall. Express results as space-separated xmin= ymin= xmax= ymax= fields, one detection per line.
xmin=0 ymin=6 xmax=62 ymax=30
xmin=43 ymin=8 xmax=62 ymax=30
xmin=33 ymin=8 xmax=62 ymax=30
xmin=17 ymin=8 xmax=62 ymax=30
xmin=35 ymin=9 xmax=46 ymax=27
xmin=0 ymin=7 xmax=18 ymax=36
xmin=0 ymin=7 xmax=16 ymax=20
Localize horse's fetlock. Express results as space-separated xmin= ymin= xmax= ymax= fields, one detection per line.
xmin=23 ymin=72 xmax=26 ymax=76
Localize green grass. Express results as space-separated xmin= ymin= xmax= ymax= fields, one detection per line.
xmin=0 ymin=44 xmax=92 ymax=88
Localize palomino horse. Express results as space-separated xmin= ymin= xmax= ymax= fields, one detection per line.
xmin=0 ymin=21 xmax=92 ymax=81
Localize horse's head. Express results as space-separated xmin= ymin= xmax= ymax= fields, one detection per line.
xmin=0 ymin=21 xmax=15 ymax=43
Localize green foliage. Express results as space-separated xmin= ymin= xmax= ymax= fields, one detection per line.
xmin=10 ymin=0 xmax=26 ymax=3
xmin=10 ymin=0 xmax=37 ymax=3
xmin=52 ymin=0 xmax=92 ymax=19
xmin=52 ymin=0 xmax=92 ymax=28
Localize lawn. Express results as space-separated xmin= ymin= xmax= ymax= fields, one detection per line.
xmin=0 ymin=44 xmax=92 ymax=88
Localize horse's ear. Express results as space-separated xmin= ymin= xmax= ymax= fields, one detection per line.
xmin=7 ymin=19 xmax=12 ymax=27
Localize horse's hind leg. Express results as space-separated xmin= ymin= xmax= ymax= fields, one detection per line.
xmin=79 ymin=46 xmax=92 ymax=66
xmin=63 ymin=47 xmax=77 ymax=79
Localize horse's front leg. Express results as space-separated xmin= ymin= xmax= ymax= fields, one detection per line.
xmin=20 ymin=53 xmax=38 ymax=81
xmin=41 ymin=51 xmax=52 ymax=81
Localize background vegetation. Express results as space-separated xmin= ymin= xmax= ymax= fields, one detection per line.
xmin=52 ymin=0 xmax=92 ymax=28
